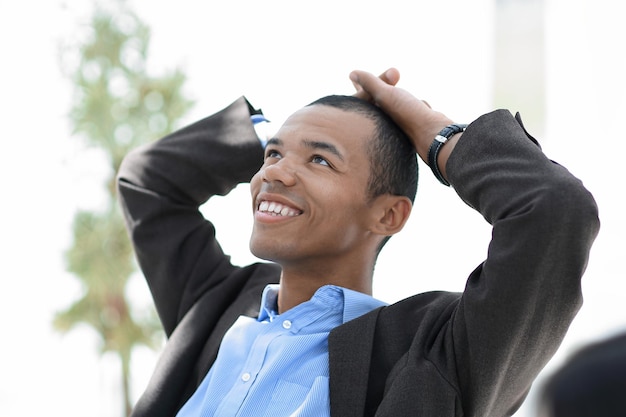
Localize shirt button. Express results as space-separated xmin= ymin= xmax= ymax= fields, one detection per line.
xmin=282 ymin=320 xmax=292 ymax=330
xmin=241 ymin=372 xmax=251 ymax=382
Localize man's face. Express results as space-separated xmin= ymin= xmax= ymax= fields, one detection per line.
xmin=249 ymin=105 xmax=378 ymax=266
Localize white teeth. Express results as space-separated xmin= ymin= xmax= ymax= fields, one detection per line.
xmin=257 ymin=200 xmax=301 ymax=217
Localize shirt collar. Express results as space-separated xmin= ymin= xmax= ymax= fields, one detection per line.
xmin=340 ymin=286 xmax=387 ymax=323
xmin=258 ymin=284 xmax=280 ymax=322
xmin=257 ymin=284 xmax=386 ymax=324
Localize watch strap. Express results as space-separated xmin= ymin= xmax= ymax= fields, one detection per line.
xmin=428 ymin=123 xmax=467 ymax=186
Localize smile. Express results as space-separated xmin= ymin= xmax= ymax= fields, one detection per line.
xmin=257 ymin=200 xmax=302 ymax=217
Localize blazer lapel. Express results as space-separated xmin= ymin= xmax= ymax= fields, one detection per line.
xmin=328 ymin=307 xmax=382 ymax=417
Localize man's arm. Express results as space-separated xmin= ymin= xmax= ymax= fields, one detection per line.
xmin=351 ymin=69 xmax=600 ymax=415
xmin=116 ymin=97 xmax=264 ymax=336
xmin=447 ymin=110 xmax=598 ymax=414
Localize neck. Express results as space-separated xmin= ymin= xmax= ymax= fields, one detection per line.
xmin=276 ymin=258 xmax=374 ymax=314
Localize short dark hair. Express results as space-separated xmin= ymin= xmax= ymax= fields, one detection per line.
xmin=307 ymin=95 xmax=418 ymax=253
xmin=307 ymin=95 xmax=418 ymax=203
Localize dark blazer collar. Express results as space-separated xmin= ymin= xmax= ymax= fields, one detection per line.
xmin=328 ymin=307 xmax=382 ymax=417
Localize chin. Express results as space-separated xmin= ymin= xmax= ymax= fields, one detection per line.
xmin=250 ymin=247 xmax=274 ymax=262
xmin=249 ymin=237 xmax=295 ymax=264
xmin=249 ymin=237 xmax=276 ymax=262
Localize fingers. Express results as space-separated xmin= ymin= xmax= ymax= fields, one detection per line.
xmin=379 ymin=67 xmax=400 ymax=86
xmin=351 ymin=68 xmax=399 ymax=102
xmin=347 ymin=69 xmax=454 ymax=163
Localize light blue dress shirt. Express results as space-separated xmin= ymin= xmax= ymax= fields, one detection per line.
xmin=176 ymin=284 xmax=387 ymax=417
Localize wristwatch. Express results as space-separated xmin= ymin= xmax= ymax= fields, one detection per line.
xmin=427 ymin=123 xmax=467 ymax=186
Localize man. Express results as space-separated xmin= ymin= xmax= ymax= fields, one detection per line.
xmin=117 ymin=68 xmax=599 ymax=416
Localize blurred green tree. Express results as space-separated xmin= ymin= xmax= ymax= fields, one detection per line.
xmin=53 ymin=1 xmax=193 ymax=415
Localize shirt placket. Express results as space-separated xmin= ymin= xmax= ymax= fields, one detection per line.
xmin=214 ymin=320 xmax=293 ymax=416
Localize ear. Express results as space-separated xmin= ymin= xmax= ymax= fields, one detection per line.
xmin=368 ymin=195 xmax=412 ymax=237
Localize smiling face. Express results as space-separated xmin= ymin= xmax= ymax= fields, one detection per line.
xmin=249 ymin=104 xmax=380 ymax=268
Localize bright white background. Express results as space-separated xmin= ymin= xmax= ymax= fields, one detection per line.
xmin=0 ymin=0 xmax=624 ymax=416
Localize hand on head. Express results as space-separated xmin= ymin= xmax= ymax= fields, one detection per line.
xmin=349 ymin=68 xmax=455 ymax=164
xmin=351 ymin=68 xmax=401 ymax=101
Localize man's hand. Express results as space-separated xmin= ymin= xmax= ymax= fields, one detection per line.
xmin=352 ymin=68 xmax=401 ymax=101
xmin=350 ymin=68 xmax=462 ymax=180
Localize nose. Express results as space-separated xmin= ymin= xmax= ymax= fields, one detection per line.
xmin=261 ymin=158 xmax=297 ymax=187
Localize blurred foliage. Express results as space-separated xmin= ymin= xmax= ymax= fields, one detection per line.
xmin=53 ymin=1 xmax=193 ymax=415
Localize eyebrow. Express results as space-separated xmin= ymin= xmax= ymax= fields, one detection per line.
xmin=303 ymin=139 xmax=345 ymax=161
xmin=265 ymin=137 xmax=344 ymax=162
xmin=266 ymin=137 xmax=282 ymax=147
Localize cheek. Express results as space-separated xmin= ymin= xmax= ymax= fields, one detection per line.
xmin=313 ymin=189 xmax=369 ymax=230
xmin=248 ymin=173 xmax=263 ymax=214
xmin=249 ymin=171 xmax=262 ymax=195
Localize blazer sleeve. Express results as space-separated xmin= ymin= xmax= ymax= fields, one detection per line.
xmin=443 ymin=110 xmax=600 ymax=415
xmin=116 ymin=96 xmax=265 ymax=337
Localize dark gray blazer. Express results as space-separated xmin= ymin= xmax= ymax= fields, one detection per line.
xmin=117 ymin=97 xmax=599 ymax=417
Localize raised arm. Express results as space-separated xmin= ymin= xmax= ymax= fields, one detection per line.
xmin=351 ymin=69 xmax=600 ymax=415
xmin=116 ymin=97 xmax=264 ymax=336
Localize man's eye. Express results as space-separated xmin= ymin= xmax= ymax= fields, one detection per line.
xmin=265 ymin=150 xmax=281 ymax=159
xmin=312 ymin=155 xmax=330 ymax=166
